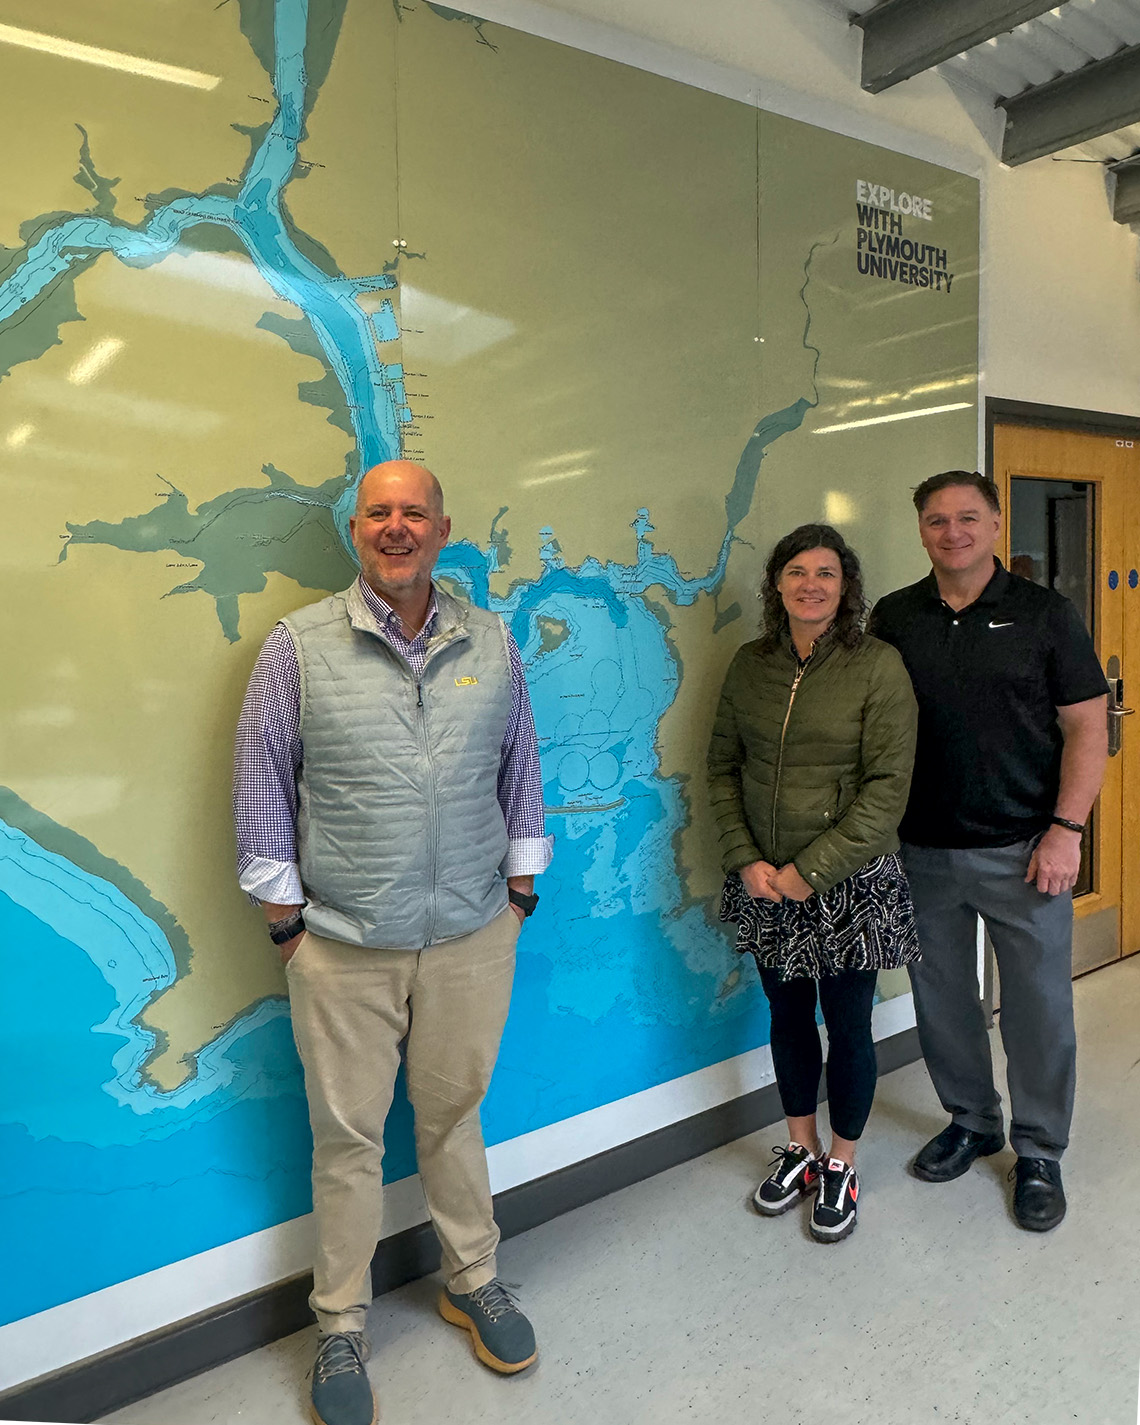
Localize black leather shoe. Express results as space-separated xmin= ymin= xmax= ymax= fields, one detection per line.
xmin=1011 ymin=1157 xmax=1066 ymax=1232
xmin=912 ymin=1123 xmax=1006 ymax=1182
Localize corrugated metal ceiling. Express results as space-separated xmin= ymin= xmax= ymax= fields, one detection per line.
xmin=845 ymin=0 xmax=1140 ymax=163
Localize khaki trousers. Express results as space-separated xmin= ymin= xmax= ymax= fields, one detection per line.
xmin=286 ymin=907 xmax=519 ymax=1334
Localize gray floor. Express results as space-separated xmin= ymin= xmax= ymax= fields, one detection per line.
xmin=104 ymin=956 xmax=1140 ymax=1425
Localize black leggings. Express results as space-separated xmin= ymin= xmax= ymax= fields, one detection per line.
xmin=759 ymin=966 xmax=879 ymax=1142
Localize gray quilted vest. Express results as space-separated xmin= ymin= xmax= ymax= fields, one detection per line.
xmin=282 ymin=581 xmax=513 ymax=949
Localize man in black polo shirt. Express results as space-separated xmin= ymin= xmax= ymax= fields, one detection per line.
xmin=870 ymin=470 xmax=1107 ymax=1232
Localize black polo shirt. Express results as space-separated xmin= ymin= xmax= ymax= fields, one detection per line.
xmin=869 ymin=560 xmax=1107 ymax=848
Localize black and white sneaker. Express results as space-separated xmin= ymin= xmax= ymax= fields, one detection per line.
xmin=810 ymin=1157 xmax=859 ymax=1242
xmin=753 ymin=1142 xmax=820 ymax=1216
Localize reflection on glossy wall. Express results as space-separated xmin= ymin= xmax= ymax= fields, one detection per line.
xmin=0 ymin=0 xmax=978 ymax=1330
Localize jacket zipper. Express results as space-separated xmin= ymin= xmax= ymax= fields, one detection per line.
xmin=770 ymin=657 xmax=810 ymax=858
xmin=412 ymin=626 xmax=467 ymax=948
xmin=352 ymin=597 xmax=471 ymax=949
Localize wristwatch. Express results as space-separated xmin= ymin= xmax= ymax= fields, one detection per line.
xmin=268 ymin=910 xmax=306 ymax=945
xmin=508 ymin=888 xmax=539 ymax=918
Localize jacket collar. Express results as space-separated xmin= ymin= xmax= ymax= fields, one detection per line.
xmin=779 ymin=621 xmax=840 ymax=667
xmin=344 ymin=578 xmax=469 ymax=645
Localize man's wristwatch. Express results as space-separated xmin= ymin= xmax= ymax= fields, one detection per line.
xmin=508 ymin=888 xmax=539 ymax=918
xmin=268 ymin=910 xmax=306 ymax=945
xmin=1050 ymin=816 xmax=1084 ymax=835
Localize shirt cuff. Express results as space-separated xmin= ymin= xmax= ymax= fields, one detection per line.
xmin=238 ymin=856 xmax=304 ymax=906
xmin=503 ymin=835 xmax=554 ymax=878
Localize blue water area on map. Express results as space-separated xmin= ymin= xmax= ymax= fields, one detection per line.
xmin=0 ymin=838 xmax=416 ymax=1326
xmin=0 ymin=889 xmax=309 ymax=1324
xmin=457 ymin=547 xmax=773 ymax=1142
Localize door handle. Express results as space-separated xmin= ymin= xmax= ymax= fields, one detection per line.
xmin=1105 ymin=661 xmax=1129 ymax=756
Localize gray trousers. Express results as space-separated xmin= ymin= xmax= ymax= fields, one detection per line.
xmin=901 ymin=840 xmax=1076 ymax=1160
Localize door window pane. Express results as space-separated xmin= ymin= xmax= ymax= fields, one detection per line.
xmin=1009 ymin=477 xmax=1095 ymax=896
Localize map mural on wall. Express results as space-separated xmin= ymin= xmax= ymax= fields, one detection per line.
xmin=0 ymin=0 xmax=978 ymax=1325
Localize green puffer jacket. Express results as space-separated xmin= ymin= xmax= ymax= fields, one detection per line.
xmin=707 ymin=630 xmax=918 ymax=895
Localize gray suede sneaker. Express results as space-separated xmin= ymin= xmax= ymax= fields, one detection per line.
xmin=438 ymin=1280 xmax=538 ymax=1374
xmin=310 ymin=1331 xmax=376 ymax=1425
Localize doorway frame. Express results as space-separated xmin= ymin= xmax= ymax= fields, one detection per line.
xmin=986 ymin=397 xmax=1140 ymax=460
xmin=984 ymin=397 xmax=1140 ymax=1002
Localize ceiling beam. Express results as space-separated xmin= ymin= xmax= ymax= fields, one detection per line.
xmin=1111 ymin=156 xmax=1140 ymax=225
xmin=855 ymin=0 xmax=1058 ymax=94
xmin=1001 ymin=42 xmax=1140 ymax=165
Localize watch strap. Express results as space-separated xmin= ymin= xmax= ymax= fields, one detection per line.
xmin=1050 ymin=816 xmax=1084 ymax=834
xmin=268 ymin=910 xmax=306 ymax=945
xmin=508 ymin=888 xmax=539 ymax=917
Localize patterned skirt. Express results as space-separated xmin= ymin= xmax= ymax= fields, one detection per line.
xmin=719 ymin=853 xmax=921 ymax=982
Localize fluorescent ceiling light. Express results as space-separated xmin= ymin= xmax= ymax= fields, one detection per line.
xmin=534 ymin=449 xmax=595 ymax=468
xmin=68 ymin=337 xmax=125 ymax=386
xmin=824 ymin=491 xmax=857 ymax=523
xmin=521 ymin=467 xmax=591 ymax=488
xmin=813 ymin=402 xmax=974 ymax=434
xmin=0 ymin=22 xmax=220 ymax=89
xmin=399 ymin=285 xmax=514 ymax=364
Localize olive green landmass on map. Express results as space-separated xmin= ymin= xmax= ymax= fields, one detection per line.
xmin=142 ymin=121 xmax=345 ymax=278
xmin=416 ymin=3 xmax=498 ymax=49
xmin=0 ymin=262 xmax=93 ymax=383
xmin=234 ymin=0 xmax=276 ymax=79
xmin=0 ymin=130 xmax=123 ymax=382
xmin=73 ymin=125 xmax=119 ymax=218
xmin=236 ymin=0 xmax=349 ymax=119
xmin=534 ymin=615 xmax=570 ymax=658
xmin=302 ymin=0 xmax=350 ymax=116
xmin=141 ymin=122 xmax=269 ymax=237
xmin=61 ymin=466 xmax=358 ymax=643
xmin=487 ymin=507 xmax=512 ymax=570
xmin=257 ymin=310 xmax=354 ymax=436
xmin=279 ymin=197 xmax=345 ymax=279
xmin=712 ymin=601 xmax=741 ymax=632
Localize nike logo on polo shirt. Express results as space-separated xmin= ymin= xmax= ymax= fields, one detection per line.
xmin=988 ymin=620 xmax=1014 ymax=629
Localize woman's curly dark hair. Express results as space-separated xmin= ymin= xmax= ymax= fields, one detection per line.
xmin=756 ymin=522 xmax=867 ymax=653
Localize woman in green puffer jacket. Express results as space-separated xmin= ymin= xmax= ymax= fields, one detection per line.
xmin=707 ymin=522 xmax=919 ymax=1243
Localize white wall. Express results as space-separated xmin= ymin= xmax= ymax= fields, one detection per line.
xmin=986 ymin=160 xmax=1140 ymax=415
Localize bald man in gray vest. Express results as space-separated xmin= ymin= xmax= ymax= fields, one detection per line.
xmin=234 ymin=461 xmax=551 ymax=1425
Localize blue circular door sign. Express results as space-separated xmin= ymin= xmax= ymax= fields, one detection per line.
xmin=1130 ymin=570 xmax=1139 ymax=589
xmin=1109 ymin=570 xmax=1120 ymax=590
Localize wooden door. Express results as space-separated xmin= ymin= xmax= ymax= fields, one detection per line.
xmin=993 ymin=421 xmax=1140 ymax=974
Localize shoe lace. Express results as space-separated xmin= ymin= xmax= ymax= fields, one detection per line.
xmin=468 ymin=1279 xmax=522 ymax=1323
xmin=1008 ymin=1157 xmax=1054 ymax=1185
xmin=816 ymin=1161 xmax=849 ymax=1209
xmin=766 ymin=1143 xmax=808 ymax=1173
xmin=314 ymin=1332 xmax=369 ymax=1384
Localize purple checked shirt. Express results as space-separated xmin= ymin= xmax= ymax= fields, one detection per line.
xmin=234 ymin=577 xmax=552 ymax=905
